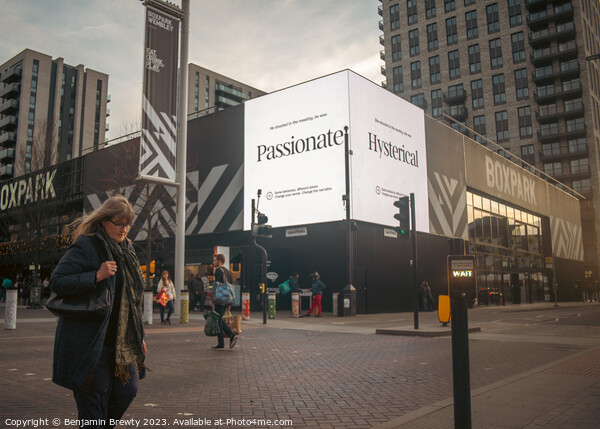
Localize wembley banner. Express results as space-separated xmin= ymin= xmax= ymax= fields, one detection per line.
xmin=139 ymin=1 xmax=181 ymax=182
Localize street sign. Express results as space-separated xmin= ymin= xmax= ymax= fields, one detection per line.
xmin=266 ymin=272 xmax=278 ymax=281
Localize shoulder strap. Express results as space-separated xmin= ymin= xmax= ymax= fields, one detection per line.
xmin=90 ymin=235 xmax=109 ymax=263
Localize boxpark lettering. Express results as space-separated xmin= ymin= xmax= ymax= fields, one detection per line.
xmin=485 ymin=155 xmax=537 ymax=206
xmin=0 ymin=169 xmax=56 ymax=211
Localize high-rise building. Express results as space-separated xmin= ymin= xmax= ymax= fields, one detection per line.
xmin=379 ymin=0 xmax=600 ymax=274
xmin=187 ymin=64 xmax=265 ymax=119
xmin=0 ymin=49 xmax=109 ymax=178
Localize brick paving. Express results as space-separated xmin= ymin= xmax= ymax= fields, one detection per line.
xmin=1 ymin=305 xmax=596 ymax=429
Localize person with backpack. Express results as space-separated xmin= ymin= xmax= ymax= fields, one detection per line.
xmin=50 ymin=195 xmax=146 ymax=427
xmin=210 ymin=253 xmax=238 ymax=350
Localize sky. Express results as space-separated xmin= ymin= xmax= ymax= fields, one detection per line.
xmin=0 ymin=0 xmax=383 ymax=139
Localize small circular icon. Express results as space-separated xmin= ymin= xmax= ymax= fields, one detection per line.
xmin=266 ymin=192 xmax=273 ymax=200
xmin=376 ymin=186 xmax=381 ymax=195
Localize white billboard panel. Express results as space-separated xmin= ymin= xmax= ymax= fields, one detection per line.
xmin=243 ymin=73 xmax=350 ymax=229
xmin=348 ymin=72 xmax=429 ymax=231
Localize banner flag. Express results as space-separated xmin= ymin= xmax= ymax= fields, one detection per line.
xmin=140 ymin=1 xmax=181 ymax=182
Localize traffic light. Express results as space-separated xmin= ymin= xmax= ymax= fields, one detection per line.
xmin=394 ymin=196 xmax=410 ymax=238
xmin=252 ymin=212 xmax=273 ymax=238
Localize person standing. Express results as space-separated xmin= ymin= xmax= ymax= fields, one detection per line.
xmin=187 ymin=274 xmax=197 ymax=312
xmin=195 ymin=273 xmax=206 ymax=311
xmin=50 ymin=195 xmax=146 ymax=428
xmin=419 ymin=280 xmax=434 ymax=312
xmin=302 ymin=272 xmax=327 ymax=317
xmin=211 ymin=254 xmax=238 ymax=350
xmin=157 ymin=270 xmax=176 ymax=324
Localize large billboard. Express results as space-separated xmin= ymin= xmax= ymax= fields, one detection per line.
xmin=244 ymin=71 xmax=428 ymax=231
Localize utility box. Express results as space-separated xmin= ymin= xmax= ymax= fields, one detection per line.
xmin=339 ymin=284 xmax=356 ymax=317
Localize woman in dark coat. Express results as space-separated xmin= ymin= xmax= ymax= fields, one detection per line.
xmin=50 ymin=195 xmax=146 ymax=428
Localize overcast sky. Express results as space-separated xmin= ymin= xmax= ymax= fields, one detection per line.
xmin=0 ymin=0 xmax=382 ymax=139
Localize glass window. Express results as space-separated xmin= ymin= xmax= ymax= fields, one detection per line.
xmin=446 ymin=16 xmax=458 ymax=45
xmin=572 ymin=178 xmax=591 ymax=193
xmin=474 ymin=115 xmax=486 ymax=143
xmin=468 ymin=44 xmax=481 ymax=74
xmin=511 ymin=32 xmax=526 ymax=63
xmin=393 ymin=66 xmax=404 ymax=94
xmin=409 ymin=29 xmax=420 ymax=56
xmin=448 ymin=50 xmax=460 ymax=79
xmin=411 ymin=61 xmax=422 ymax=89
xmin=427 ymin=23 xmax=439 ymax=51
xmin=518 ymin=106 xmax=532 ymax=138
xmin=542 ymin=142 xmax=561 ymax=156
xmin=492 ymin=74 xmax=506 ymax=105
xmin=445 ymin=0 xmax=455 ymax=13
xmin=407 ymin=0 xmax=418 ymax=25
xmin=489 ymin=38 xmax=503 ymax=69
xmin=431 ymin=89 xmax=443 ymax=118
xmin=543 ymin=162 xmax=562 ymax=176
xmin=392 ymin=35 xmax=402 ymax=61
xmin=426 ymin=0 xmax=437 ymax=19
xmin=464 ymin=0 xmax=475 ymax=5
xmin=514 ymin=68 xmax=529 ymax=100
xmin=520 ymin=143 xmax=535 ymax=165
xmin=508 ymin=0 xmax=522 ymax=27
xmin=429 ymin=56 xmax=441 ymax=84
xmin=471 ymin=79 xmax=484 ymax=110
xmin=495 ymin=110 xmax=509 ymax=142
xmin=570 ymin=158 xmax=589 ymax=174
xmin=390 ymin=4 xmax=400 ymax=30
xmin=487 ymin=3 xmax=500 ymax=34
xmin=567 ymin=137 xmax=587 ymax=153
xmin=465 ymin=10 xmax=478 ymax=39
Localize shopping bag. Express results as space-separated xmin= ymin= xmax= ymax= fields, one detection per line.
xmin=278 ymin=280 xmax=291 ymax=295
xmin=222 ymin=309 xmax=242 ymax=338
xmin=213 ymin=281 xmax=235 ymax=305
xmin=203 ymin=310 xmax=221 ymax=337
xmin=156 ymin=291 xmax=169 ymax=307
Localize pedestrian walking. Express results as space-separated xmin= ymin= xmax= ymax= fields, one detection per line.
xmin=211 ymin=254 xmax=238 ymax=350
xmin=157 ymin=270 xmax=176 ymax=324
xmin=301 ymin=272 xmax=326 ymax=317
xmin=50 ymin=195 xmax=146 ymax=428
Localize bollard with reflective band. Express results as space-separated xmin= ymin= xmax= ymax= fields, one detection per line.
xmin=179 ymin=290 xmax=189 ymax=323
xmin=4 ymin=288 xmax=17 ymax=330
xmin=144 ymin=291 xmax=154 ymax=325
xmin=332 ymin=292 xmax=339 ymax=317
xmin=241 ymin=292 xmax=250 ymax=320
xmin=438 ymin=294 xmax=451 ymax=326
xmin=291 ymin=292 xmax=300 ymax=317
xmin=268 ymin=293 xmax=276 ymax=319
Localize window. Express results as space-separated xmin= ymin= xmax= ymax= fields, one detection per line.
xmin=518 ymin=106 xmax=532 ymax=138
xmin=542 ymin=142 xmax=561 ymax=156
xmin=570 ymin=158 xmax=589 ymax=175
xmin=568 ymin=137 xmax=587 ymax=153
xmin=446 ymin=17 xmax=458 ymax=45
xmin=445 ymin=0 xmax=455 ymax=13
xmin=486 ymin=3 xmax=500 ymax=34
xmin=468 ymin=44 xmax=481 ymax=74
xmin=566 ymin=117 xmax=585 ymax=132
xmin=471 ymin=79 xmax=484 ymax=110
xmin=393 ymin=66 xmax=404 ymax=94
xmin=431 ymin=89 xmax=443 ymax=118
xmin=514 ymin=69 xmax=529 ymax=100
xmin=495 ymin=110 xmax=509 ymax=142
xmin=427 ymin=23 xmax=438 ymax=51
xmin=448 ymin=50 xmax=460 ymax=79
xmin=489 ymin=38 xmax=503 ymax=69
xmin=520 ymin=144 xmax=535 ymax=165
xmin=409 ymin=29 xmax=420 ymax=56
xmin=473 ymin=115 xmax=487 ymax=143
xmin=541 ymin=122 xmax=559 ymax=137
xmin=407 ymin=0 xmax=418 ymax=25
xmin=544 ymin=162 xmax=562 ymax=176
xmin=492 ymin=74 xmax=506 ymax=105
xmin=572 ymin=179 xmax=591 ymax=194
xmin=464 ymin=0 xmax=475 ymax=6
xmin=465 ymin=10 xmax=478 ymax=39
xmin=508 ymin=0 xmax=522 ymax=27
xmin=510 ymin=32 xmax=524 ymax=63
xmin=429 ymin=56 xmax=441 ymax=84
xmin=411 ymin=61 xmax=422 ymax=89
xmin=390 ymin=4 xmax=400 ymax=30
xmin=448 ymin=83 xmax=464 ymax=98
xmin=426 ymin=0 xmax=437 ymax=19
xmin=392 ymin=35 xmax=402 ymax=61
xmin=411 ymin=93 xmax=425 ymax=108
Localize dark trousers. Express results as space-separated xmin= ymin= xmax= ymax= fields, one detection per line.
xmin=214 ymin=304 xmax=234 ymax=347
xmin=159 ymin=300 xmax=174 ymax=322
xmin=73 ymin=346 xmax=138 ymax=429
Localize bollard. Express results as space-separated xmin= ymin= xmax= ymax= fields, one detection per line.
xmin=268 ymin=293 xmax=276 ymax=319
xmin=179 ymin=289 xmax=189 ymax=324
xmin=291 ymin=292 xmax=300 ymax=317
xmin=242 ymin=292 xmax=251 ymax=320
xmin=332 ymin=292 xmax=339 ymax=317
xmin=438 ymin=295 xmax=451 ymax=326
xmin=4 ymin=288 xmax=18 ymax=330
xmin=144 ymin=291 xmax=154 ymax=325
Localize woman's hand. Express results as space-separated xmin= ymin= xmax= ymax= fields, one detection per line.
xmin=96 ymin=261 xmax=117 ymax=283
xmin=142 ymin=340 xmax=147 ymax=355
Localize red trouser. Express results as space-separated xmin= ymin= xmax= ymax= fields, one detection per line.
xmin=307 ymin=294 xmax=322 ymax=316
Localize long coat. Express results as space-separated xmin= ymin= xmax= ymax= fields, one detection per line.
xmin=50 ymin=233 xmax=134 ymax=390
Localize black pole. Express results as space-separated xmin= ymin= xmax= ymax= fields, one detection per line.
xmin=451 ymin=293 xmax=472 ymax=429
xmin=411 ymin=193 xmax=418 ymax=329
xmin=252 ymin=198 xmax=267 ymax=324
xmin=344 ymin=126 xmax=353 ymax=289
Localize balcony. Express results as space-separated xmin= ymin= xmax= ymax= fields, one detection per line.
xmin=0 ymin=115 xmax=17 ymax=131
xmin=0 ymin=147 xmax=14 ymax=162
xmin=540 ymin=146 xmax=588 ymax=162
xmin=524 ymin=0 xmax=546 ymax=10
xmin=380 ymin=50 xmax=385 ymax=61
xmin=0 ymin=164 xmax=14 ymax=179
xmin=380 ymin=35 xmax=385 ymax=46
xmin=527 ymin=3 xmax=573 ymax=29
xmin=381 ymin=65 xmax=386 ymax=76
xmin=529 ymin=22 xmax=576 ymax=47
xmin=447 ymin=105 xmax=468 ymax=121
xmin=1 ymin=67 xmax=22 ymax=84
xmin=553 ymin=166 xmax=591 ymax=182
xmin=379 ymin=20 xmax=384 ymax=31
xmin=537 ymin=123 xmax=586 ymax=142
xmin=0 ymin=99 xmax=19 ymax=115
xmin=534 ymin=81 xmax=582 ymax=103
xmin=381 ymin=80 xmax=387 ymax=89
xmin=532 ymin=62 xmax=580 ymax=83
xmin=536 ymin=101 xmax=584 ymax=122
xmin=0 ymin=132 xmax=16 ymax=146
xmin=0 ymin=82 xmax=20 ymax=99
xmin=530 ymin=43 xmax=578 ymax=66
xmin=443 ymin=87 xmax=468 ymax=104
xmin=378 ymin=5 xmax=383 ymax=16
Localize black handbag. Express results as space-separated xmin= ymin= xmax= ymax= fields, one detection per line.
xmin=45 ymin=235 xmax=112 ymax=320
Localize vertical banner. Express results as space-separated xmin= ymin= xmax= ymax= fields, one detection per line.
xmin=139 ymin=1 xmax=181 ymax=182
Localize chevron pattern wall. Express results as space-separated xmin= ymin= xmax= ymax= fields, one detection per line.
xmin=428 ymin=171 xmax=468 ymax=239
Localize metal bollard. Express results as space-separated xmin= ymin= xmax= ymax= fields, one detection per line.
xmin=291 ymin=292 xmax=300 ymax=317
xmin=179 ymin=289 xmax=189 ymax=323
xmin=4 ymin=288 xmax=18 ymax=330
xmin=268 ymin=293 xmax=276 ymax=319
xmin=144 ymin=291 xmax=154 ymax=325
xmin=332 ymin=292 xmax=339 ymax=317
xmin=242 ymin=292 xmax=250 ymax=320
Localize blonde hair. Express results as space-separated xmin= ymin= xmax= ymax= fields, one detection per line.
xmin=71 ymin=195 xmax=134 ymax=241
